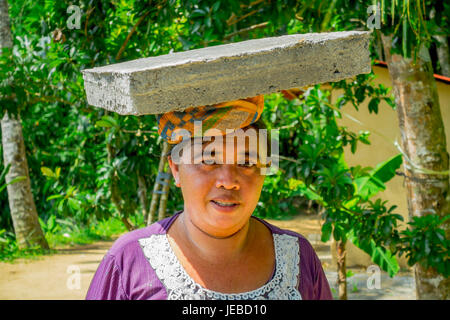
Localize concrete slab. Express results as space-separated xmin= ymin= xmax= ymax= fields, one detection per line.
xmin=82 ymin=31 xmax=371 ymax=115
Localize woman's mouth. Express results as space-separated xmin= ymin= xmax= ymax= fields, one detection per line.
xmin=210 ymin=200 xmax=240 ymax=211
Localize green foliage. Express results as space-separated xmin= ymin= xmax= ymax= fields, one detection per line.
xmin=0 ymin=162 xmax=26 ymax=232
xmin=349 ymin=231 xmax=400 ymax=277
xmin=353 ymin=154 xmax=403 ymax=200
xmin=0 ymin=163 xmax=26 ymax=193
xmin=43 ymin=215 xmax=131 ymax=248
xmin=292 ymin=0 xmax=450 ymax=63
xmin=1 ymin=214 xmax=128 ymax=262
xmin=0 ymin=229 xmax=55 ymax=262
xmin=333 ymin=73 xmax=396 ymax=114
xmin=255 ymin=84 xmax=404 ymax=276
xmin=399 ymin=215 xmax=450 ymax=277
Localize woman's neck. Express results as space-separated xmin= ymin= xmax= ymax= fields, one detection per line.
xmin=176 ymin=211 xmax=255 ymax=266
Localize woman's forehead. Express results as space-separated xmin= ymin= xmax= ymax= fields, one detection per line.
xmin=197 ymin=128 xmax=264 ymax=154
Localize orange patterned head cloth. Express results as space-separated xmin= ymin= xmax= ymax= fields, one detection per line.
xmin=156 ymin=95 xmax=264 ymax=144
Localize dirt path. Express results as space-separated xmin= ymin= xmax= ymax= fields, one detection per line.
xmin=0 ymin=213 xmax=415 ymax=299
xmin=0 ymin=239 xmax=116 ymax=300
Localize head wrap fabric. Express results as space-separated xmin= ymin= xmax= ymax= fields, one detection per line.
xmin=157 ymin=95 xmax=264 ymax=144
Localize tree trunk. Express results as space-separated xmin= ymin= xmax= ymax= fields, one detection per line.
xmin=430 ymin=8 xmax=450 ymax=77
xmin=336 ymin=239 xmax=347 ymax=300
xmin=1 ymin=112 xmax=49 ymax=249
xmin=0 ymin=0 xmax=12 ymax=49
xmin=137 ymin=169 xmax=149 ymax=223
xmin=374 ymin=29 xmax=384 ymax=62
xmin=106 ymin=143 xmax=135 ymax=231
xmin=434 ymin=35 xmax=450 ymax=77
xmin=157 ymin=161 xmax=172 ymax=221
xmin=381 ymin=34 xmax=450 ymax=300
xmin=0 ymin=0 xmax=48 ymax=250
xmin=147 ymin=142 xmax=170 ymax=225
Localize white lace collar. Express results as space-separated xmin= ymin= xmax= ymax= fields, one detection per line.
xmin=138 ymin=231 xmax=302 ymax=300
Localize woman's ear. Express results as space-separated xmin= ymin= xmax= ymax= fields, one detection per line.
xmin=167 ymin=156 xmax=181 ymax=187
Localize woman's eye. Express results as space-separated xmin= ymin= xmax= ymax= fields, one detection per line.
xmin=201 ymin=158 xmax=216 ymax=165
xmin=238 ymin=160 xmax=256 ymax=168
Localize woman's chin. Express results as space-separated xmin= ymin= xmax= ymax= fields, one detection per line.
xmin=202 ymin=207 xmax=250 ymax=237
xmin=204 ymin=226 xmax=244 ymax=239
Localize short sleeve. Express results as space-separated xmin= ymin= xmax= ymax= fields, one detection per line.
xmin=298 ymin=236 xmax=333 ymax=300
xmin=311 ymin=248 xmax=333 ymax=300
xmin=86 ymin=254 xmax=129 ymax=300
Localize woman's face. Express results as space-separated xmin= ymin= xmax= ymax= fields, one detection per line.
xmin=168 ymin=128 xmax=266 ymax=238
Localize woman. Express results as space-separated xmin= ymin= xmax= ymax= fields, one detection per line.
xmin=86 ymin=95 xmax=332 ymax=300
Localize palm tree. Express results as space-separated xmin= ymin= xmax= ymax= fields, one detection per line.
xmin=381 ymin=33 xmax=449 ymax=300
xmin=0 ymin=0 xmax=48 ymax=250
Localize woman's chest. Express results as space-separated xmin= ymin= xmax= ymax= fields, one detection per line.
xmin=172 ymin=242 xmax=276 ymax=293
xmin=137 ymin=232 xmax=302 ymax=300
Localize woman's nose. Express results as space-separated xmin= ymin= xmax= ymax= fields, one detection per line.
xmin=215 ymin=165 xmax=240 ymax=190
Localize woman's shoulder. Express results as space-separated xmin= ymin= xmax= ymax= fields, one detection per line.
xmin=253 ymin=216 xmax=317 ymax=256
xmin=106 ymin=213 xmax=179 ymax=258
xmin=253 ymin=216 xmax=309 ymax=241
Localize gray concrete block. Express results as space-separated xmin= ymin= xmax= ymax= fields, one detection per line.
xmin=82 ymin=31 xmax=371 ymax=115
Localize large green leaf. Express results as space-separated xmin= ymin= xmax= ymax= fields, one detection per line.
xmin=41 ymin=166 xmax=55 ymax=178
xmin=288 ymin=178 xmax=324 ymax=202
xmin=0 ymin=163 xmax=11 ymax=183
xmin=349 ymin=232 xmax=400 ymax=277
xmin=321 ymin=222 xmax=333 ymax=242
xmin=355 ymin=154 xmax=402 ymax=199
xmin=0 ymin=175 xmax=27 ymax=193
xmin=371 ymin=154 xmax=403 ymax=183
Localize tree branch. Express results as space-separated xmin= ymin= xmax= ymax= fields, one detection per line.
xmin=84 ymin=7 xmax=95 ymax=40
xmin=116 ymin=10 xmax=151 ymax=61
xmin=223 ymin=21 xmax=269 ymax=40
xmin=226 ymin=8 xmax=260 ymax=26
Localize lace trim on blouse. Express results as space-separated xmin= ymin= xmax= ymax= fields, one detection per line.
xmin=138 ymin=232 xmax=302 ymax=300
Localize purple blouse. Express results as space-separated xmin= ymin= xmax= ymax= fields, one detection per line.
xmin=86 ymin=212 xmax=333 ymax=300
